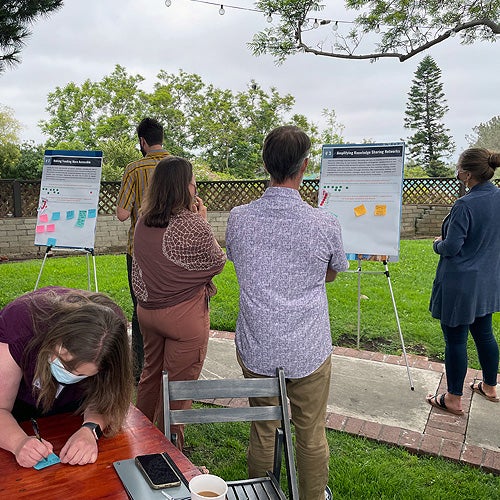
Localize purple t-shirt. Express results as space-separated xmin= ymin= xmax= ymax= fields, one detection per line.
xmin=226 ymin=187 xmax=349 ymax=378
xmin=0 ymin=287 xmax=88 ymax=420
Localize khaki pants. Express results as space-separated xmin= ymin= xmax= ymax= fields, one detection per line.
xmin=238 ymin=353 xmax=331 ymax=500
xmin=136 ymin=288 xmax=209 ymax=449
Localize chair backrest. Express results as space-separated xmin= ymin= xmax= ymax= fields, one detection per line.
xmin=162 ymin=367 xmax=298 ymax=499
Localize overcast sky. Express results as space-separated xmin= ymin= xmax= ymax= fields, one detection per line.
xmin=1 ymin=0 xmax=499 ymax=163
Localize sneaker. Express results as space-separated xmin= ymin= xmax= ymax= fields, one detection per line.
xmin=325 ymin=485 xmax=332 ymax=500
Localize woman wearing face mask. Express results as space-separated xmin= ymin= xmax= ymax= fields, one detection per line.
xmin=427 ymin=148 xmax=500 ymax=415
xmin=0 ymin=286 xmax=133 ymax=467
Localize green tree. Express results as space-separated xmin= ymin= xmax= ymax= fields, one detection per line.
xmin=251 ymin=1 xmax=500 ymax=63
xmin=0 ymin=0 xmax=63 ymax=73
xmin=0 ymin=104 xmax=21 ymax=178
xmin=467 ymin=115 xmax=500 ymax=152
xmin=189 ymin=81 xmax=300 ymax=177
xmin=40 ymin=64 xmax=146 ymax=149
xmin=38 ymin=66 xmax=328 ymax=179
xmin=404 ymin=56 xmax=455 ymax=177
xmin=16 ymin=141 xmax=45 ymax=179
xmin=148 ymin=69 xmax=205 ymax=158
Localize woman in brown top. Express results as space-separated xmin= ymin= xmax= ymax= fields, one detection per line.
xmin=132 ymin=156 xmax=226 ymax=448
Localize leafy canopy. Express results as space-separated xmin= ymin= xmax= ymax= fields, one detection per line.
xmin=39 ymin=65 xmax=339 ymax=179
xmin=251 ymin=1 xmax=500 ymax=63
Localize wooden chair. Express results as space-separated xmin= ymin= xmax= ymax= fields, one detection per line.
xmin=162 ymin=367 xmax=299 ymax=500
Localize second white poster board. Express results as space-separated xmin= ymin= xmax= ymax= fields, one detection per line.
xmin=318 ymin=143 xmax=405 ymax=261
xmin=34 ymin=150 xmax=103 ymax=250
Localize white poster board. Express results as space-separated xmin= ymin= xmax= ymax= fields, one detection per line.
xmin=34 ymin=150 xmax=103 ymax=250
xmin=318 ymin=143 xmax=405 ymax=262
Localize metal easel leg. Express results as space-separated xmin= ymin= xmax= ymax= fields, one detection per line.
xmin=34 ymin=246 xmax=52 ymax=290
xmin=383 ymin=260 xmax=414 ymax=390
xmin=91 ymin=250 xmax=98 ymax=292
xmin=84 ymin=248 xmax=98 ymax=292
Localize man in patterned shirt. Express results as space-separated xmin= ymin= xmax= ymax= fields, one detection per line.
xmin=226 ymin=125 xmax=348 ymax=500
xmin=116 ymin=117 xmax=169 ymax=382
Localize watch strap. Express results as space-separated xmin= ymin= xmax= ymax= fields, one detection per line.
xmin=81 ymin=422 xmax=103 ymax=440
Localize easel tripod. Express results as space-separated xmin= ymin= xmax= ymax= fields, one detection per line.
xmin=349 ymin=258 xmax=414 ymax=390
xmin=34 ymin=245 xmax=98 ymax=292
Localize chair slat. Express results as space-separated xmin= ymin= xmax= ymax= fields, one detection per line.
xmin=168 ymin=378 xmax=279 ymax=400
xmin=169 ymin=406 xmax=282 ymax=425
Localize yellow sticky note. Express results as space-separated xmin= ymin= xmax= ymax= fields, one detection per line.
xmin=354 ymin=204 xmax=367 ymax=217
xmin=374 ymin=205 xmax=387 ymax=216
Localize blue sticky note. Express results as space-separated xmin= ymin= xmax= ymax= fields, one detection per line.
xmin=51 ymin=212 xmax=61 ymax=221
xmin=33 ymin=452 xmax=60 ymax=470
xmin=87 ymin=208 xmax=97 ymax=218
xmin=66 ymin=210 xmax=75 ymax=220
xmin=47 ymin=237 xmax=57 ymax=247
xmin=76 ymin=210 xmax=87 ymax=228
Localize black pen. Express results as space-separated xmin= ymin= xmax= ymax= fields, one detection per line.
xmin=31 ymin=418 xmax=47 ymax=462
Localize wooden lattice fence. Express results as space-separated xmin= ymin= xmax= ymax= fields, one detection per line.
xmin=0 ymin=178 xmax=498 ymax=218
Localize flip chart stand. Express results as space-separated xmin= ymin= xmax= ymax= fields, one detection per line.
xmin=34 ymin=246 xmax=98 ymax=292
xmin=348 ymin=259 xmax=414 ymax=391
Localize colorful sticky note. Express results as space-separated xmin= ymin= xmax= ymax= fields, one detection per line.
xmin=374 ymin=205 xmax=387 ymax=216
xmin=33 ymin=452 xmax=61 ymax=470
xmin=47 ymin=238 xmax=57 ymax=247
xmin=87 ymin=208 xmax=97 ymax=218
xmin=39 ymin=214 xmax=49 ymax=223
xmin=46 ymin=224 xmax=56 ymax=232
xmin=66 ymin=210 xmax=75 ymax=220
xmin=76 ymin=210 xmax=87 ymax=228
xmin=36 ymin=225 xmax=45 ymax=233
xmin=51 ymin=212 xmax=61 ymax=221
xmin=354 ymin=204 xmax=367 ymax=217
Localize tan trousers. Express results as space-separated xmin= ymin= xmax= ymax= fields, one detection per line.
xmin=136 ymin=288 xmax=209 ymax=449
xmin=238 ymin=353 xmax=332 ymax=500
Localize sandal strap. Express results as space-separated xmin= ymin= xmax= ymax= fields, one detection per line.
xmin=439 ymin=393 xmax=447 ymax=409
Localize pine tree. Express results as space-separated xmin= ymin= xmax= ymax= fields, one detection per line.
xmin=0 ymin=1 xmax=63 ymax=73
xmin=404 ymin=56 xmax=455 ymax=176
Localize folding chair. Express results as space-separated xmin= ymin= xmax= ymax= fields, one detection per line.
xmin=162 ymin=367 xmax=299 ymax=500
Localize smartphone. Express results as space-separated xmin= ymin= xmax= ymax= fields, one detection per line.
xmin=135 ymin=453 xmax=182 ymax=489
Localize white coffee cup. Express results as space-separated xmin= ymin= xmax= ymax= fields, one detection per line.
xmin=189 ymin=473 xmax=228 ymax=499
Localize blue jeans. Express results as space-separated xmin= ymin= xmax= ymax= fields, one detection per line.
xmin=441 ymin=314 xmax=499 ymax=396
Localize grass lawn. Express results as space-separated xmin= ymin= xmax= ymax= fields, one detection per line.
xmin=184 ymin=418 xmax=500 ymax=500
xmin=2 ymin=239 xmax=498 ymax=370
xmin=1 ymin=240 xmax=500 ymax=498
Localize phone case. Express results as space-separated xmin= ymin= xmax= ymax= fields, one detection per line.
xmin=135 ymin=453 xmax=181 ymax=489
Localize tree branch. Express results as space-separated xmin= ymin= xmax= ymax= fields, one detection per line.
xmin=297 ymin=18 xmax=500 ymax=62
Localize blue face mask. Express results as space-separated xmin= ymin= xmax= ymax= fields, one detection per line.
xmin=49 ymin=357 xmax=89 ymax=385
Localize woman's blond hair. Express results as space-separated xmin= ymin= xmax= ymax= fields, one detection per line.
xmin=23 ymin=289 xmax=133 ymax=436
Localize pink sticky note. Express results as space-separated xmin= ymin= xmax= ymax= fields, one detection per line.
xmin=39 ymin=214 xmax=49 ymax=223
xmin=36 ymin=225 xmax=45 ymax=233
xmin=46 ymin=224 xmax=56 ymax=232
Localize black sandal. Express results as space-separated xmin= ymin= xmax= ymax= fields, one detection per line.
xmin=426 ymin=393 xmax=464 ymax=415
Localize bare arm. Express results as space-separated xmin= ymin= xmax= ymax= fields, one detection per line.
xmin=116 ymin=206 xmax=131 ymax=222
xmin=326 ymin=268 xmax=338 ymax=282
xmin=0 ymin=343 xmax=53 ymax=467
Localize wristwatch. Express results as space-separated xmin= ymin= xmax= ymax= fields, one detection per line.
xmin=81 ymin=422 xmax=103 ymax=440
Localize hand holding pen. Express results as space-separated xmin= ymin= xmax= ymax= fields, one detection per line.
xmin=31 ymin=418 xmax=47 ymax=462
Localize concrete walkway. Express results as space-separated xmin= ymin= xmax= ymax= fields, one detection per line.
xmin=202 ymin=330 xmax=500 ymax=475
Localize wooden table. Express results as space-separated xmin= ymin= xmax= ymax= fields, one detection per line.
xmin=0 ymin=404 xmax=200 ymax=499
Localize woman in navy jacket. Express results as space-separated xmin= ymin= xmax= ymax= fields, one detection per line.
xmin=427 ymin=148 xmax=500 ymax=415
